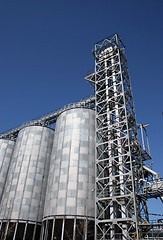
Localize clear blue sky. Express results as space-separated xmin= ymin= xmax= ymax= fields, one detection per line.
xmin=0 ymin=0 xmax=163 ymax=219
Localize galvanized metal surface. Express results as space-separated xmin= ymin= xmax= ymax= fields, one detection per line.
xmin=0 ymin=95 xmax=95 ymax=140
xmin=0 ymin=126 xmax=54 ymax=222
xmin=43 ymin=108 xmax=95 ymax=219
xmin=0 ymin=139 xmax=15 ymax=201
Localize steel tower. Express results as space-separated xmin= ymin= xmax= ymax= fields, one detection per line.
xmin=86 ymin=33 xmax=148 ymax=240
xmin=1 ymin=33 xmax=162 ymax=240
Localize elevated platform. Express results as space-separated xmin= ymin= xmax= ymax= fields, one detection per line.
xmin=138 ymin=178 xmax=163 ymax=200
xmin=139 ymin=221 xmax=163 ymax=239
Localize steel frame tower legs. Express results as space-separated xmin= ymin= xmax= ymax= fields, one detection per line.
xmin=93 ymin=34 xmax=148 ymax=239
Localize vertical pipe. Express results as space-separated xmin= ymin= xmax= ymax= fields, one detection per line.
xmin=105 ymin=47 xmax=114 ymax=239
xmin=44 ymin=220 xmax=48 ymax=240
xmin=0 ymin=220 xmax=3 ymax=232
xmin=144 ymin=127 xmax=151 ymax=156
xmin=32 ymin=223 xmax=37 ymax=240
xmin=23 ymin=222 xmax=28 ymax=240
xmin=4 ymin=221 xmax=9 ymax=240
xmin=73 ymin=218 xmax=76 ymax=240
xmin=84 ymin=218 xmax=88 ymax=240
xmin=140 ymin=124 xmax=145 ymax=150
xmin=51 ymin=218 xmax=55 ymax=240
xmin=40 ymin=221 xmax=45 ymax=240
xmin=13 ymin=222 xmax=18 ymax=240
xmin=61 ymin=218 xmax=65 ymax=240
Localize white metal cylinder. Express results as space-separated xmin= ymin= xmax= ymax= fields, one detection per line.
xmin=0 ymin=139 xmax=15 ymax=201
xmin=43 ymin=108 xmax=95 ymax=219
xmin=0 ymin=126 xmax=54 ymax=222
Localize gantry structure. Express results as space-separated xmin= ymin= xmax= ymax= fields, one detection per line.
xmin=85 ymin=33 xmax=150 ymax=239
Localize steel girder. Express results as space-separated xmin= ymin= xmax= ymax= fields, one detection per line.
xmin=0 ymin=96 xmax=95 ymax=140
xmin=86 ymin=34 xmax=148 ymax=240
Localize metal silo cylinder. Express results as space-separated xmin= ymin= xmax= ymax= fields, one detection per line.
xmin=0 ymin=139 xmax=15 ymax=202
xmin=0 ymin=126 xmax=54 ymax=240
xmin=42 ymin=108 xmax=95 ymax=240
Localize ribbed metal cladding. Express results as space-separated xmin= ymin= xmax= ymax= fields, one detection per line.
xmin=43 ymin=108 xmax=95 ymax=218
xmin=0 ymin=139 xmax=15 ymax=201
xmin=0 ymin=126 xmax=54 ymax=222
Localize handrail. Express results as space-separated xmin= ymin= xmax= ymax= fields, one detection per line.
xmin=0 ymin=95 xmax=95 ymax=139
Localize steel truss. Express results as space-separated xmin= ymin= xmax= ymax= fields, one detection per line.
xmin=0 ymin=95 xmax=95 ymax=140
xmin=86 ymin=33 xmax=148 ymax=239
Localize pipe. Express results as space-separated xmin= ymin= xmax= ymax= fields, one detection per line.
xmin=143 ymin=166 xmax=161 ymax=180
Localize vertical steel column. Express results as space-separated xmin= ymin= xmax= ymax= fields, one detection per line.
xmin=84 ymin=218 xmax=88 ymax=240
xmin=13 ymin=222 xmax=18 ymax=240
xmin=112 ymin=46 xmax=127 ymax=239
xmin=3 ymin=221 xmax=9 ymax=240
xmin=23 ymin=222 xmax=28 ymax=240
xmin=90 ymin=33 xmax=149 ymax=240
xmin=32 ymin=223 xmax=37 ymax=240
xmin=40 ymin=221 xmax=45 ymax=240
xmin=44 ymin=220 xmax=48 ymax=240
xmin=73 ymin=218 xmax=76 ymax=240
xmin=0 ymin=220 xmax=3 ymax=232
xmin=51 ymin=218 xmax=55 ymax=240
xmin=61 ymin=218 xmax=65 ymax=240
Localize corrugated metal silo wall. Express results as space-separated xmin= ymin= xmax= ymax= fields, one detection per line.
xmin=42 ymin=108 xmax=95 ymax=240
xmin=0 ymin=139 xmax=15 ymax=202
xmin=0 ymin=126 xmax=54 ymax=240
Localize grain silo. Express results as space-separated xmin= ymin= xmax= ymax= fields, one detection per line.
xmin=0 ymin=126 xmax=54 ymax=240
xmin=41 ymin=108 xmax=95 ymax=240
xmin=0 ymin=33 xmax=163 ymax=239
xmin=0 ymin=139 xmax=15 ymax=201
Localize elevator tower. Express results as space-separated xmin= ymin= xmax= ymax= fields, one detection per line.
xmin=85 ymin=33 xmax=148 ymax=239
xmin=1 ymin=33 xmax=163 ymax=240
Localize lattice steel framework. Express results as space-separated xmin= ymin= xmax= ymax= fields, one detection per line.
xmin=86 ymin=33 xmax=148 ymax=240
xmin=0 ymin=95 xmax=95 ymax=140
